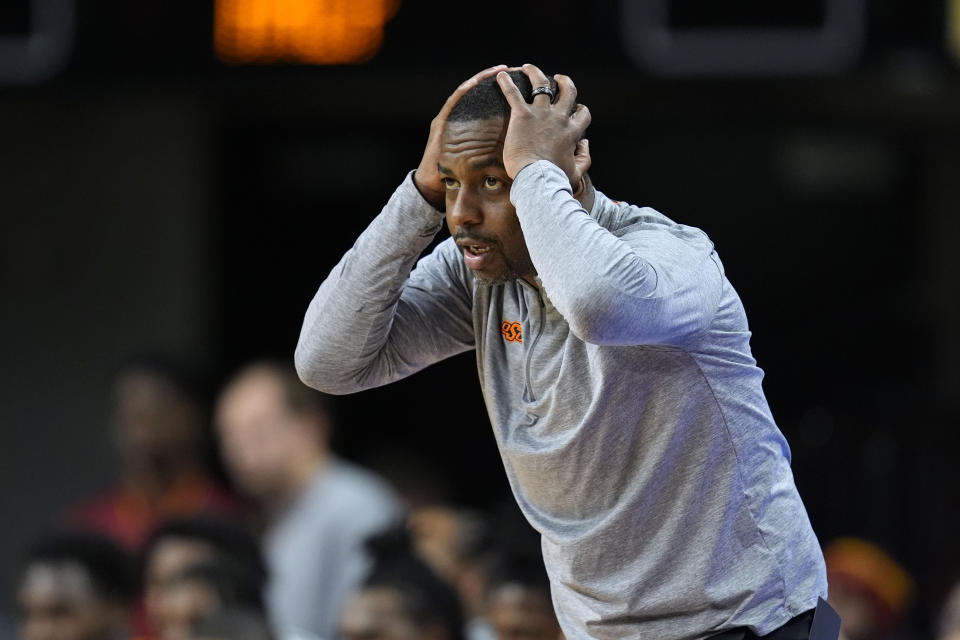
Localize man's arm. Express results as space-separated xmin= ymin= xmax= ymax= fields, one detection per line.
xmin=497 ymin=65 xmax=722 ymax=347
xmin=295 ymin=65 xmax=508 ymax=394
xmin=512 ymin=160 xmax=722 ymax=346
xmin=294 ymin=176 xmax=475 ymax=394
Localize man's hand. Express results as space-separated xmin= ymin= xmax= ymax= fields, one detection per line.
xmin=413 ymin=64 xmax=509 ymax=211
xmin=496 ymin=64 xmax=592 ymax=191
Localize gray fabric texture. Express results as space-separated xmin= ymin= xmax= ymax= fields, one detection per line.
xmin=295 ymin=161 xmax=827 ymax=639
xmin=265 ymin=458 xmax=401 ymax=640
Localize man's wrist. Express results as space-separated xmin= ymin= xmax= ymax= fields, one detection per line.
xmin=412 ymin=170 xmax=445 ymax=211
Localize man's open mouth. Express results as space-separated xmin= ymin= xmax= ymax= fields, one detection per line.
xmin=456 ymin=238 xmax=496 ymax=270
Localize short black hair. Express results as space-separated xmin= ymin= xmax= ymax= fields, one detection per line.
xmin=142 ymin=515 xmax=267 ymax=590
xmin=485 ymin=542 xmax=552 ymax=603
xmin=172 ymin=557 xmax=266 ymax=613
xmin=23 ymin=531 xmax=137 ymax=604
xmin=112 ymin=352 xmax=209 ymax=407
xmin=362 ymin=528 xmax=465 ymax=640
xmin=448 ymin=69 xmax=560 ymax=123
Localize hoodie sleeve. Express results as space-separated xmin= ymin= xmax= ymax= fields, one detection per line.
xmin=295 ymin=172 xmax=475 ymax=394
xmin=510 ymin=161 xmax=723 ymax=347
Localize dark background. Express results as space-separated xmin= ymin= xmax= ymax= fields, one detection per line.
xmin=2 ymin=0 xmax=958 ymax=631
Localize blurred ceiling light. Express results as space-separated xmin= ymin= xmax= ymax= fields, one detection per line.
xmin=214 ymin=0 xmax=399 ymax=65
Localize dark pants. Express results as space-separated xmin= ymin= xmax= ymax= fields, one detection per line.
xmin=707 ymin=609 xmax=814 ymax=640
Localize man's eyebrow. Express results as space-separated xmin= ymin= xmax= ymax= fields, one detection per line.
xmin=437 ymin=163 xmax=453 ymax=175
xmin=468 ymin=157 xmax=506 ymax=172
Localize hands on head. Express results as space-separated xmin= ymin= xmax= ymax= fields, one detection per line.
xmin=413 ymin=63 xmax=592 ymax=211
xmin=496 ymin=63 xmax=591 ymax=193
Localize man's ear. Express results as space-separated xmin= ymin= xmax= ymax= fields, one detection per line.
xmin=573 ymin=138 xmax=591 ymax=182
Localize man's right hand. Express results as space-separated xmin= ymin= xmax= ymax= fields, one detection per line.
xmin=413 ymin=64 xmax=508 ymax=211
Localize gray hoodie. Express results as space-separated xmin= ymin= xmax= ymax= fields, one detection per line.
xmin=296 ymin=160 xmax=827 ymax=639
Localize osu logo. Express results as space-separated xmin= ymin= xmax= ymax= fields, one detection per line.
xmin=501 ymin=321 xmax=522 ymax=343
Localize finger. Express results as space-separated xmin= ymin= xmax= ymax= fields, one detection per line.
xmin=554 ymin=74 xmax=578 ymax=114
xmin=496 ymin=71 xmax=527 ymax=110
xmin=440 ymin=64 xmax=508 ymax=115
xmin=522 ymin=63 xmax=553 ymax=103
xmin=570 ymin=103 xmax=592 ymax=134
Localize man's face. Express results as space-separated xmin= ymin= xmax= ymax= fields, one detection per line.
xmin=18 ymin=562 xmax=124 ymax=640
xmin=144 ymin=538 xmax=216 ymax=633
xmin=439 ymin=118 xmax=535 ymax=286
xmin=487 ymin=584 xmax=562 ymax=640
xmin=153 ymin=578 xmax=219 ymax=640
xmin=112 ymin=371 xmax=200 ymax=473
xmin=216 ymin=372 xmax=313 ymax=499
xmin=338 ymin=588 xmax=423 ymax=640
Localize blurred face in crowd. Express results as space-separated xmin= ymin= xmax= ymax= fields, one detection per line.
xmin=829 ymin=581 xmax=891 ymax=640
xmin=112 ymin=370 xmax=202 ymax=476
xmin=339 ymin=588 xmax=447 ymax=640
xmin=152 ymin=576 xmax=220 ymax=640
xmin=409 ymin=507 xmax=461 ymax=582
xmin=144 ymin=537 xmax=217 ymax=634
xmin=487 ymin=584 xmax=562 ymax=640
xmin=216 ymin=369 xmax=322 ymax=500
xmin=18 ymin=561 xmax=127 ymax=640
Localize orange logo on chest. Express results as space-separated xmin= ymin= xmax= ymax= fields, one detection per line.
xmin=501 ymin=321 xmax=522 ymax=343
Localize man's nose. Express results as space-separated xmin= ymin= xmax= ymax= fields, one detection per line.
xmin=446 ymin=189 xmax=483 ymax=228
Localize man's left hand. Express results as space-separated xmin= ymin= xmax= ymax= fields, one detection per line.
xmin=496 ymin=64 xmax=592 ymax=191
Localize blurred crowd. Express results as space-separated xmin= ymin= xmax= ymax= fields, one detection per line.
xmin=7 ymin=355 xmax=960 ymax=640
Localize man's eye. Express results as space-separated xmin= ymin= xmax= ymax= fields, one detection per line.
xmin=483 ymin=176 xmax=501 ymax=190
xmin=442 ymin=178 xmax=460 ymax=190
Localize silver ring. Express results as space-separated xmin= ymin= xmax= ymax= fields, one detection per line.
xmin=530 ymin=85 xmax=555 ymax=101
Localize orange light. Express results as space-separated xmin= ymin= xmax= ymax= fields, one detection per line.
xmin=214 ymin=0 xmax=400 ymax=64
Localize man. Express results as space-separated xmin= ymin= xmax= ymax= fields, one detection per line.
xmin=141 ymin=516 xmax=266 ymax=640
xmin=151 ymin=559 xmax=267 ymax=640
xmin=485 ymin=546 xmax=563 ymax=640
xmin=295 ymin=64 xmax=828 ymax=638
xmin=215 ymin=361 xmax=401 ymax=639
xmin=822 ymin=538 xmax=913 ymax=640
xmin=339 ymin=529 xmax=465 ymax=640
xmin=17 ymin=531 xmax=135 ymax=640
xmin=68 ymin=356 xmax=241 ymax=550
xmin=408 ymin=506 xmax=495 ymax=640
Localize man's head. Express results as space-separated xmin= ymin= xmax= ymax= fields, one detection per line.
xmin=339 ymin=529 xmax=465 ymax=640
xmin=17 ymin=532 xmax=136 ymax=640
xmin=485 ymin=548 xmax=561 ymax=640
xmin=823 ymin=538 xmax=914 ymax=640
xmin=141 ymin=516 xmax=266 ymax=637
xmin=439 ymin=69 xmax=586 ymax=286
xmin=215 ymin=361 xmax=332 ymax=500
xmin=408 ymin=506 xmax=492 ymax=618
xmin=152 ymin=558 xmax=266 ymax=640
xmin=110 ymin=356 xmax=206 ymax=479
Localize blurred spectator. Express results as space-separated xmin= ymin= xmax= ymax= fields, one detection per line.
xmin=16 ymin=531 xmax=136 ymax=640
xmin=69 ymin=356 xmax=243 ymax=550
xmin=191 ymin=608 xmax=273 ymax=640
xmin=824 ymin=537 xmax=914 ymax=640
xmin=339 ymin=528 xmax=464 ymax=640
xmin=484 ymin=543 xmax=561 ymax=640
xmin=939 ymin=581 xmax=960 ymax=640
xmin=142 ymin=515 xmax=267 ymax=639
xmin=153 ymin=559 xmax=266 ymax=640
xmin=215 ymin=361 xmax=401 ymax=639
xmin=409 ymin=506 xmax=494 ymax=640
